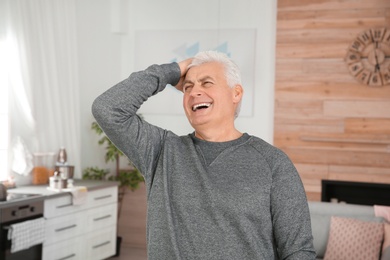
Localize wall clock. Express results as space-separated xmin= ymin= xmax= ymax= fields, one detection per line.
xmin=345 ymin=27 xmax=390 ymax=86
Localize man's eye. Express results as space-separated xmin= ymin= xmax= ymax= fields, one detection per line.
xmin=183 ymin=85 xmax=192 ymax=92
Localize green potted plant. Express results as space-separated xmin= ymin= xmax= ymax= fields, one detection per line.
xmin=83 ymin=121 xmax=144 ymax=256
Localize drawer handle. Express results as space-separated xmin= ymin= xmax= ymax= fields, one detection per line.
xmin=55 ymin=224 xmax=77 ymax=232
xmin=94 ymin=194 xmax=112 ymax=200
xmin=56 ymin=203 xmax=72 ymax=209
xmin=92 ymin=241 xmax=110 ymax=249
xmin=93 ymin=215 xmax=112 ymax=222
xmin=57 ymin=254 xmax=76 ymax=260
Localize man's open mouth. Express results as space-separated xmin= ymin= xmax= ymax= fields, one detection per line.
xmin=192 ymin=103 xmax=212 ymax=111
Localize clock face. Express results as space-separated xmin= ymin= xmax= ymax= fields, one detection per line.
xmin=345 ymin=27 xmax=390 ymax=86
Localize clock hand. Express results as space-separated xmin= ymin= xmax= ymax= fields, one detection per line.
xmin=374 ymin=43 xmax=380 ymax=72
xmin=375 ymin=55 xmax=380 ymax=71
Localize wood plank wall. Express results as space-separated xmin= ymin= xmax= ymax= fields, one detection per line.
xmin=275 ymin=0 xmax=390 ymax=201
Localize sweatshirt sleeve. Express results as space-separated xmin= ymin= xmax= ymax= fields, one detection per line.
xmin=91 ymin=62 xmax=181 ymax=182
xmin=270 ymin=149 xmax=316 ymax=259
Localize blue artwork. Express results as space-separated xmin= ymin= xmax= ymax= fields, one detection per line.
xmin=170 ymin=41 xmax=231 ymax=63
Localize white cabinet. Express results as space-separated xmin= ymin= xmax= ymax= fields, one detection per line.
xmin=45 ymin=210 xmax=86 ymax=245
xmin=43 ymin=237 xmax=84 ymax=260
xmin=42 ymin=186 xmax=118 ymax=260
xmin=86 ymin=226 xmax=117 ymax=260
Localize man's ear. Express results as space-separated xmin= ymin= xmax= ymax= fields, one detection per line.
xmin=232 ymin=84 xmax=243 ymax=104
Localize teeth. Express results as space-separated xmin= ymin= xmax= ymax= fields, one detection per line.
xmin=192 ymin=103 xmax=211 ymax=111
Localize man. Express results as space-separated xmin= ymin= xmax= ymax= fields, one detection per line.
xmin=92 ymin=51 xmax=316 ymax=259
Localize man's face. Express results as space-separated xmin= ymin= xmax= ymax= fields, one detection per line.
xmin=182 ymin=62 xmax=241 ymax=130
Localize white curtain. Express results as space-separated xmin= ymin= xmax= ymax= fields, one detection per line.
xmin=4 ymin=0 xmax=81 ymax=183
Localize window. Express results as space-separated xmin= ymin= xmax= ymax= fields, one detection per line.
xmin=0 ymin=38 xmax=9 ymax=181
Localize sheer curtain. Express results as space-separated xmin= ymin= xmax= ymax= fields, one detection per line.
xmin=4 ymin=0 xmax=80 ymax=183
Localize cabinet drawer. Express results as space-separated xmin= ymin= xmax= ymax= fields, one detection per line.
xmin=44 ymin=194 xmax=87 ymax=218
xmin=87 ymin=186 xmax=118 ymax=208
xmin=86 ymin=203 xmax=117 ymax=232
xmin=44 ymin=211 xmax=86 ymax=245
xmin=86 ymin=225 xmax=116 ymax=260
xmin=43 ymin=238 xmax=85 ymax=260
xmin=44 ymin=186 xmax=118 ymax=218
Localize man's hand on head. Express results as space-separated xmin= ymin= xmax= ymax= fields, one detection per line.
xmin=174 ymin=58 xmax=193 ymax=92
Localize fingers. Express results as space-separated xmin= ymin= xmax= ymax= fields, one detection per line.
xmin=174 ymin=76 xmax=186 ymax=92
xmin=175 ymin=58 xmax=193 ymax=92
xmin=178 ymin=58 xmax=193 ymax=77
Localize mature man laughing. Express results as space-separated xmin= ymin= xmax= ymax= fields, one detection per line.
xmin=92 ymin=51 xmax=316 ymax=260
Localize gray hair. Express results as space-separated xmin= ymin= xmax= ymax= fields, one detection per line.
xmin=189 ymin=51 xmax=243 ymax=118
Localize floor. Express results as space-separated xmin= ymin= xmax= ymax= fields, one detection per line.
xmin=109 ymin=246 xmax=147 ymax=260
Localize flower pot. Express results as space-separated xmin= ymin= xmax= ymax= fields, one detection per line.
xmin=114 ymin=236 xmax=122 ymax=257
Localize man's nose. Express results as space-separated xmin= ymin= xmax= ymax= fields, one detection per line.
xmin=189 ymin=84 xmax=203 ymax=97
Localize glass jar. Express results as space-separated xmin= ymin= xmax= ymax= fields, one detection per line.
xmin=32 ymin=152 xmax=56 ymax=185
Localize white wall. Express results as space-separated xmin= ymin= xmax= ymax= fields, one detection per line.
xmin=77 ymin=0 xmax=123 ymax=173
xmin=78 ymin=0 xmax=276 ymax=173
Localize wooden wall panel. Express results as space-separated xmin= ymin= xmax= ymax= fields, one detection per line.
xmin=276 ymin=81 xmax=390 ymax=100
xmin=277 ymin=9 xmax=387 ymax=22
xmin=275 ymin=0 xmax=390 ymax=201
xmin=277 ymin=43 xmax=347 ymax=58
xmin=345 ymin=118 xmax=390 ymax=134
xmin=323 ymin=101 xmax=390 ymax=118
xmin=278 ymin=0 xmax=390 ymax=11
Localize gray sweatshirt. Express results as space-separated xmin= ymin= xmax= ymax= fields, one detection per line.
xmin=92 ymin=63 xmax=316 ymax=260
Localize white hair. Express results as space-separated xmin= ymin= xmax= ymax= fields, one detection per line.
xmin=189 ymin=51 xmax=243 ymax=118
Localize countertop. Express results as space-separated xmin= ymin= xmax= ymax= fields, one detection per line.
xmin=0 ymin=179 xmax=119 ymax=209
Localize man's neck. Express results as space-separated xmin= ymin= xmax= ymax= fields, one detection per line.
xmin=194 ymin=127 xmax=242 ymax=142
